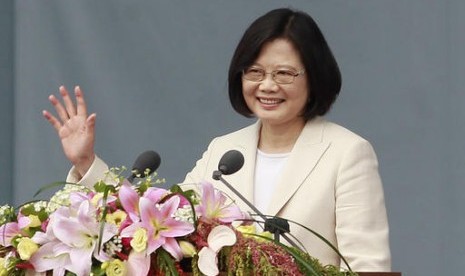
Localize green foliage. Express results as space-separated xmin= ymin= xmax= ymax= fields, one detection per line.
xmin=155 ymin=249 xmax=180 ymax=275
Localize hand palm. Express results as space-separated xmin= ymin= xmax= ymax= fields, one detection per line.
xmin=59 ymin=115 xmax=94 ymax=164
xmin=43 ymin=86 xmax=96 ymax=175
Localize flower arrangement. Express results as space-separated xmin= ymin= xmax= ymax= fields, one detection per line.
xmin=0 ymin=168 xmax=357 ymax=276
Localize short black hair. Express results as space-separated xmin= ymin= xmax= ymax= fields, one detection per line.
xmin=228 ymin=8 xmax=341 ymax=121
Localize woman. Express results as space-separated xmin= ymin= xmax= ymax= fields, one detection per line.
xmin=43 ymin=8 xmax=391 ymax=271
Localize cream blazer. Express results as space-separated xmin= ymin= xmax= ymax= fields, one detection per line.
xmin=68 ymin=117 xmax=391 ymax=271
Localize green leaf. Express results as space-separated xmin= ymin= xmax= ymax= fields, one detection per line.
xmin=156 ymin=249 xmax=180 ymax=275
xmin=94 ymin=180 xmax=115 ymax=193
xmin=280 ymin=216 xmax=353 ymax=271
xmin=33 ymin=181 xmax=76 ymax=198
xmin=97 ymin=184 xmax=113 ymax=253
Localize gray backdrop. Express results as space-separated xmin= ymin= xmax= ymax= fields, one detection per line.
xmin=2 ymin=1 xmax=464 ymax=275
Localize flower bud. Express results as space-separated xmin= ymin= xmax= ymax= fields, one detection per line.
xmin=179 ymin=241 xmax=197 ymax=257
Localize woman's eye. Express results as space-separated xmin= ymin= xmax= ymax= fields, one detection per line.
xmin=247 ymin=68 xmax=263 ymax=74
xmin=276 ymin=70 xmax=294 ymax=76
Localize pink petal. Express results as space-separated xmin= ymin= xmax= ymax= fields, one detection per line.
xmin=18 ymin=215 xmax=31 ymax=229
xmin=119 ymin=184 xmax=141 ymax=222
xmin=138 ymin=197 xmax=158 ymax=224
xmin=53 ymin=219 xmax=90 ymax=248
xmin=66 ymin=247 xmax=93 ymax=276
xmin=143 ymin=187 xmax=167 ymax=203
xmin=146 ymin=231 xmax=165 ymax=255
xmin=158 ymin=196 xmax=181 ymax=219
xmin=161 ymin=219 xmax=195 ymax=238
xmin=120 ymin=223 xmax=140 ymax=238
xmin=69 ymin=192 xmax=91 ymax=208
xmin=218 ymin=205 xmax=245 ymax=223
xmin=0 ymin=222 xmax=20 ymax=246
xmin=127 ymin=251 xmax=150 ymax=276
xmin=29 ymin=242 xmax=70 ymax=272
xmin=162 ymin=237 xmax=183 ymax=261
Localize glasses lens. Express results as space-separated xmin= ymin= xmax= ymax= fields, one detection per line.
xmin=273 ymin=70 xmax=296 ymax=84
xmin=243 ymin=68 xmax=264 ymax=81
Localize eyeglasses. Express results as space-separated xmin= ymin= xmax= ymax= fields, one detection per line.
xmin=242 ymin=67 xmax=305 ymax=84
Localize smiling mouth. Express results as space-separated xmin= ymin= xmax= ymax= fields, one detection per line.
xmin=258 ymin=97 xmax=284 ymax=105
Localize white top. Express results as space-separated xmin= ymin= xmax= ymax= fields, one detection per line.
xmin=253 ymin=149 xmax=290 ymax=214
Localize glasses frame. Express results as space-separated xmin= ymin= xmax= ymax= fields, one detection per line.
xmin=242 ymin=67 xmax=305 ymax=84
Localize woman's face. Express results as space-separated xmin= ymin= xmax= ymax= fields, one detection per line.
xmin=242 ymin=38 xmax=309 ymax=127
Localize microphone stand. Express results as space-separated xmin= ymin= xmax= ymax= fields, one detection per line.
xmin=212 ymin=170 xmax=301 ymax=250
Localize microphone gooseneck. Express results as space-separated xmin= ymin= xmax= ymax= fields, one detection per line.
xmin=212 ymin=150 xmax=300 ymax=250
xmin=127 ymin=150 xmax=161 ymax=183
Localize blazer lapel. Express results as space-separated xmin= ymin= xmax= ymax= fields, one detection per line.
xmin=267 ymin=118 xmax=330 ymax=215
xmin=223 ymin=121 xmax=261 ymax=208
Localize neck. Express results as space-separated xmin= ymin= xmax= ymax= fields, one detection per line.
xmin=258 ymin=119 xmax=305 ymax=153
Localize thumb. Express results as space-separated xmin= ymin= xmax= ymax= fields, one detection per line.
xmin=86 ymin=113 xmax=97 ymax=133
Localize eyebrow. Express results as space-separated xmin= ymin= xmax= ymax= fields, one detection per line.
xmin=249 ymin=64 xmax=300 ymax=70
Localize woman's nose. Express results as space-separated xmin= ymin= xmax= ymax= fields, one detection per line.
xmin=258 ymin=74 xmax=278 ymax=92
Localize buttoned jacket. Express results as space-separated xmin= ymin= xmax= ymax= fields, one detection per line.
xmin=183 ymin=117 xmax=391 ymax=271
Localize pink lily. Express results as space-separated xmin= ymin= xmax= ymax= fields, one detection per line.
xmin=121 ymin=195 xmax=195 ymax=261
xmin=119 ymin=184 xmax=168 ymax=223
xmin=30 ymin=200 xmax=117 ymax=276
xmin=196 ymin=181 xmax=245 ymax=223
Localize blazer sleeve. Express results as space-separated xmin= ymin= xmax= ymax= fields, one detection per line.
xmin=183 ymin=137 xmax=219 ymax=184
xmin=66 ymin=155 xmax=111 ymax=188
xmin=335 ymin=139 xmax=391 ymax=271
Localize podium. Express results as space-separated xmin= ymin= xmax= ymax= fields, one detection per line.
xmin=358 ymin=273 xmax=401 ymax=276
xmin=188 ymin=273 xmax=401 ymax=275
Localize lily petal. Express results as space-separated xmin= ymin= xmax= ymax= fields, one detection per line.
xmin=143 ymin=187 xmax=167 ymax=203
xmin=127 ymin=250 xmax=150 ymax=276
xmin=29 ymin=242 xmax=70 ymax=272
xmin=162 ymin=237 xmax=183 ymax=261
xmin=0 ymin=222 xmax=20 ymax=246
xmin=119 ymin=184 xmax=141 ymax=222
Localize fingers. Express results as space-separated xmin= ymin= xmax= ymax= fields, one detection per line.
xmin=48 ymin=85 xmax=86 ymax=123
xmin=75 ymin=86 xmax=88 ymax=117
xmin=86 ymin=113 xmax=97 ymax=132
xmin=59 ymin=86 xmax=77 ymax=117
xmin=42 ymin=110 xmax=62 ymax=132
xmin=48 ymin=93 xmax=70 ymax=123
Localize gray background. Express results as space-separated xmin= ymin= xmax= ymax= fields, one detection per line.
xmin=1 ymin=1 xmax=464 ymax=275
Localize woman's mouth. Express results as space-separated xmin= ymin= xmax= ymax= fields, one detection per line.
xmin=258 ymin=97 xmax=284 ymax=105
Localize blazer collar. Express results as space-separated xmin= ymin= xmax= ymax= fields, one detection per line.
xmin=267 ymin=117 xmax=330 ymax=215
xmin=226 ymin=118 xmax=330 ymax=216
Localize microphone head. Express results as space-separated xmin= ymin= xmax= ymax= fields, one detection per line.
xmin=218 ymin=150 xmax=244 ymax=175
xmin=131 ymin=150 xmax=161 ymax=177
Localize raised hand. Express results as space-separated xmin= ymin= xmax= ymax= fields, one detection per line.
xmin=43 ymin=86 xmax=96 ymax=177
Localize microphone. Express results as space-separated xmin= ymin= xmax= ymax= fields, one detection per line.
xmin=127 ymin=150 xmax=161 ymax=183
xmin=218 ymin=149 xmax=244 ymax=175
xmin=212 ymin=150 xmax=299 ymax=249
